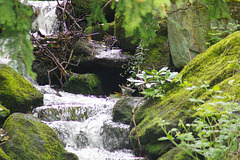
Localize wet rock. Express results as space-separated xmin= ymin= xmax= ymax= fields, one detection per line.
xmin=72 ymin=39 xmax=132 ymax=69
xmin=0 ymin=64 xmax=43 ymax=113
xmin=112 ymin=97 xmax=145 ymax=124
xmin=3 ymin=113 xmax=78 ymax=160
xmin=100 ymin=120 xmax=131 ymax=151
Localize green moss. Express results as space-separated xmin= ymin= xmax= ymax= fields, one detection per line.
xmin=84 ymin=22 xmax=115 ymax=41
xmin=129 ymin=31 xmax=240 ymax=158
xmin=0 ymin=64 xmax=43 ymax=113
xmin=71 ymin=0 xmax=108 ymax=18
xmin=63 ymin=73 xmax=102 ymax=95
xmin=142 ymin=35 xmax=169 ymax=70
xmin=158 ymin=147 xmax=193 ymax=160
xmin=2 ymin=113 xmax=77 ymax=160
xmin=0 ymin=148 xmax=10 ymax=160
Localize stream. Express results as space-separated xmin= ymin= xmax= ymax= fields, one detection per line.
xmin=27 ymin=1 xmax=144 ymax=159
xmin=32 ymin=85 xmax=141 ymax=160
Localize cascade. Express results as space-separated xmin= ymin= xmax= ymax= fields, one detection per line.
xmin=32 ymin=85 xmax=142 ymax=160
xmin=26 ymin=1 xmax=144 ymax=160
xmin=29 ymin=1 xmax=59 ymax=35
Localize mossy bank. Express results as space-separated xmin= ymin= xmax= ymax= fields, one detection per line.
xmin=129 ymin=31 xmax=240 ymax=159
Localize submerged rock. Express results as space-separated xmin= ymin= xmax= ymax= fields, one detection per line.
xmin=2 ymin=113 xmax=78 ymax=160
xmin=0 ymin=64 xmax=43 ymax=113
xmin=130 ymin=31 xmax=240 ymax=159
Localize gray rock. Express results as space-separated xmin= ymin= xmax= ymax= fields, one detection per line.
xmin=168 ymin=2 xmax=209 ymax=70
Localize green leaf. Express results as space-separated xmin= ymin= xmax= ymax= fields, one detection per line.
xmin=158 ymin=137 xmax=169 ymax=141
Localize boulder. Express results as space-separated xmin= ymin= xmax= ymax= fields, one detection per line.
xmin=112 ymin=97 xmax=145 ymax=124
xmin=2 ymin=113 xmax=78 ymax=160
xmin=72 ymin=39 xmax=132 ymax=69
xmin=129 ymin=31 xmax=240 ymax=159
xmin=0 ymin=64 xmax=43 ymax=113
xmin=168 ymin=1 xmax=210 ymax=70
xmin=63 ymin=73 xmax=102 ymax=95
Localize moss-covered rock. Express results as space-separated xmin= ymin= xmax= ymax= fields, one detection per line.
xmin=0 ymin=64 xmax=43 ymax=113
xmin=157 ymin=147 xmax=193 ymax=160
xmin=141 ymin=19 xmax=170 ymax=70
xmin=2 ymin=113 xmax=78 ymax=160
xmin=63 ymin=73 xmax=102 ymax=95
xmin=112 ymin=97 xmax=144 ymax=124
xmin=129 ymin=31 xmax=240 ymax=159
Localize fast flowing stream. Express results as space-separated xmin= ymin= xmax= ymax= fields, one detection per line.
xmin=32 ymin=85 xmax=140 ymax=160
xmin=26 ymin=1 xmax=143 ymax=159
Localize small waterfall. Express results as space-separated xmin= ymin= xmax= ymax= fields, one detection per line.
xmin=29 ymin=1 xmax=59 ymax=35
xmin=32 ymin=85 xmax=141 ymax=160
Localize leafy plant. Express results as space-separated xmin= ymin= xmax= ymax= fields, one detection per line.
xmin=0 ymin=0 xmax=35 ymax=77
xmin=0 ymin=128 xmax=9 ymax=146
xmin=158 ymin=81 xmax=240 ymax=160
xmin=121 ymin=47 xmax=146 ymax=78
xmin=206 ymin=22 xmax=240 ymax=47
xmin=127 ymin=67 xmax=178 ymax=98
xmin=89 ymin=0 xmax=231 ymax=47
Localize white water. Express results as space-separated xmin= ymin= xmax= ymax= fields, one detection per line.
xmin=29 ymin=1 xmax=59 ymax=35
xmin=33 ymin=85 xmax=141 ymax=160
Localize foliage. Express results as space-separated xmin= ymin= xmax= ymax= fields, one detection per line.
xmin=0 ymin=128 xmax=9 ymax=146
xmin=159 ymin=80 xmax=240 ymax=160
xmin=0 ymin=0 xmax=35 ymax=78
xmin=206 ymin=22 xmax=240 ymax=47
xmin=89 ymin=0 xmax=231 ymax=47
xmin=121 ymin=47 xmax=146 ymax=78
xmin=0 ymin=0 xmax=232 ymax=79
xmin=127 ymin=67 xmax=178 ymax=98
